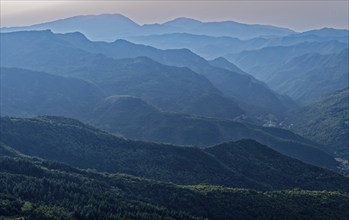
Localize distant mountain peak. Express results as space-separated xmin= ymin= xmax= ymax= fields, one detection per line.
xmin=102 ymin=95 xmax=156 ymax=108
xmin=299 ymin=27 xmax=349 ymax=37
xmin=1 ymin=13 xmax=295 ymax=41
xmin=129 ymin=56 xmax=160 ymax=65
xmin=319 ymin=27 xmax=348 ymax=31
xmin=163 ymin=17 xmax=202 ymax=26
xmin=209 ymin=57 xmax=247 ymax=74
xmin=113 ymin=39 xmax=133 ymax=44
xmin=53 ymin=13 xmax=139 ymax=25
xmin=91 ymin=13 xmax=129 ymax=18
xmin=211 ymin=56 xmax=231 ymax=63
xmin=57 ymin=31 xmax=89 ymax=41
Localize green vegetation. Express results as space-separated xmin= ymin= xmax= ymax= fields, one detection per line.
xmin=1 ymin=151 xmax=349 ymax=220
xmin=286 ymin=88 xmax=349 ymax=160
xmin=1 ymin=116 xmax=348 ymax=192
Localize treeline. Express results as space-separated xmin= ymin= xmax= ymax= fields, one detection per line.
xmin=1 ymin=155 xmax=349 ymax=220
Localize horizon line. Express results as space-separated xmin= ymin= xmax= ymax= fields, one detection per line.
xmin=2 ymin=12 xmax=349 ymax=32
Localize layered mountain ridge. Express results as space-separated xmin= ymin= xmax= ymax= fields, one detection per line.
xmin=1 ymin=116 xmax=347 ymax=191
xmin=1 ymin=12 xmax=349 ymax=219
xmin=0 ymin=67 xmax=337 ymax=170
xmin=1 ymin=13 xmax=294 ymax=41
xmin=0 ymin=30 xmax=295 ymax=117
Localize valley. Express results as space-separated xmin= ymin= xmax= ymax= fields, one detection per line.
xmin=1 ymin=6 xmax=348 ymax=219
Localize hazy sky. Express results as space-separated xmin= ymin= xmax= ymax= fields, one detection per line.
xmin=1 ymin=0 xmax=348 ymax=31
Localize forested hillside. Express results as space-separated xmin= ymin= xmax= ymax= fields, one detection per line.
xmin=2 ymin=151 xmax=349 ymax=220
xmin=286 ymin=88 xmax=349 ymax=160
xmin=1 ymin=116 xmax=348 ymax=192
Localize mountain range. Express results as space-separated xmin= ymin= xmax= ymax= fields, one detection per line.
xmin=0 ymin=67 xmax=104 ymax=119
xmin=127 ymin=29 xmax=349 ymax=59
xmin=1 ymin=12 xmax=349 ymax=219
xmin=0 ymin=34 xmax=244 ymax=120
xmin=90 ymin=95 xmax=337 ymax=168
xmin=267 ymin=49 xmax=349 ymax=103
xmin=1 ymin=13 xmax=295 ymax=41
xmin=0 ymin=30 xmax=295 ymax=117
xmin=0 ymin=67 xmax=337 ymax=170
xmin=228 ymin=40 xmax=348 ymax=82
xmin=1 ymin=116 xmax=348 ymax=191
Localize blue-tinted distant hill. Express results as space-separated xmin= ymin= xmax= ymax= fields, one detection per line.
xmin=90 ymin=95 xmax=339 ymax=170
xmin=0 ymin=67 xmax=336 ymax=169
xmin=127 ymin=29 xmax=348 ymax=59
xmin=1 ymin=30 xmax=295 ymax=117
xmin=208 ymin=57 xmax=248 ymax=74
xmin=128 ymin=33 xmax=270 ymax=59
xmin=0 ymin=67 xmax=104 ymax=119
xmin=1 ymin=14 xmax=140 ymax=41
xmin=296 ymin=28 xmax=349 ymax=38
xmin=57 ymin=31 xmax=297 ymax=116
xmin=141 ymin=17 xmax=294 ymax=39
xmin=274 ymin=28 xmax=349 ymax=45
xmin=0 ymin=13 xmax=295 ymax=41
xmin=0 ymin=55 xmax=243 ymax=120
xmin=228 ymin=40 xmax=348 ymax=82
xmin=267 ymin=49 xmax=349 ymax=103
